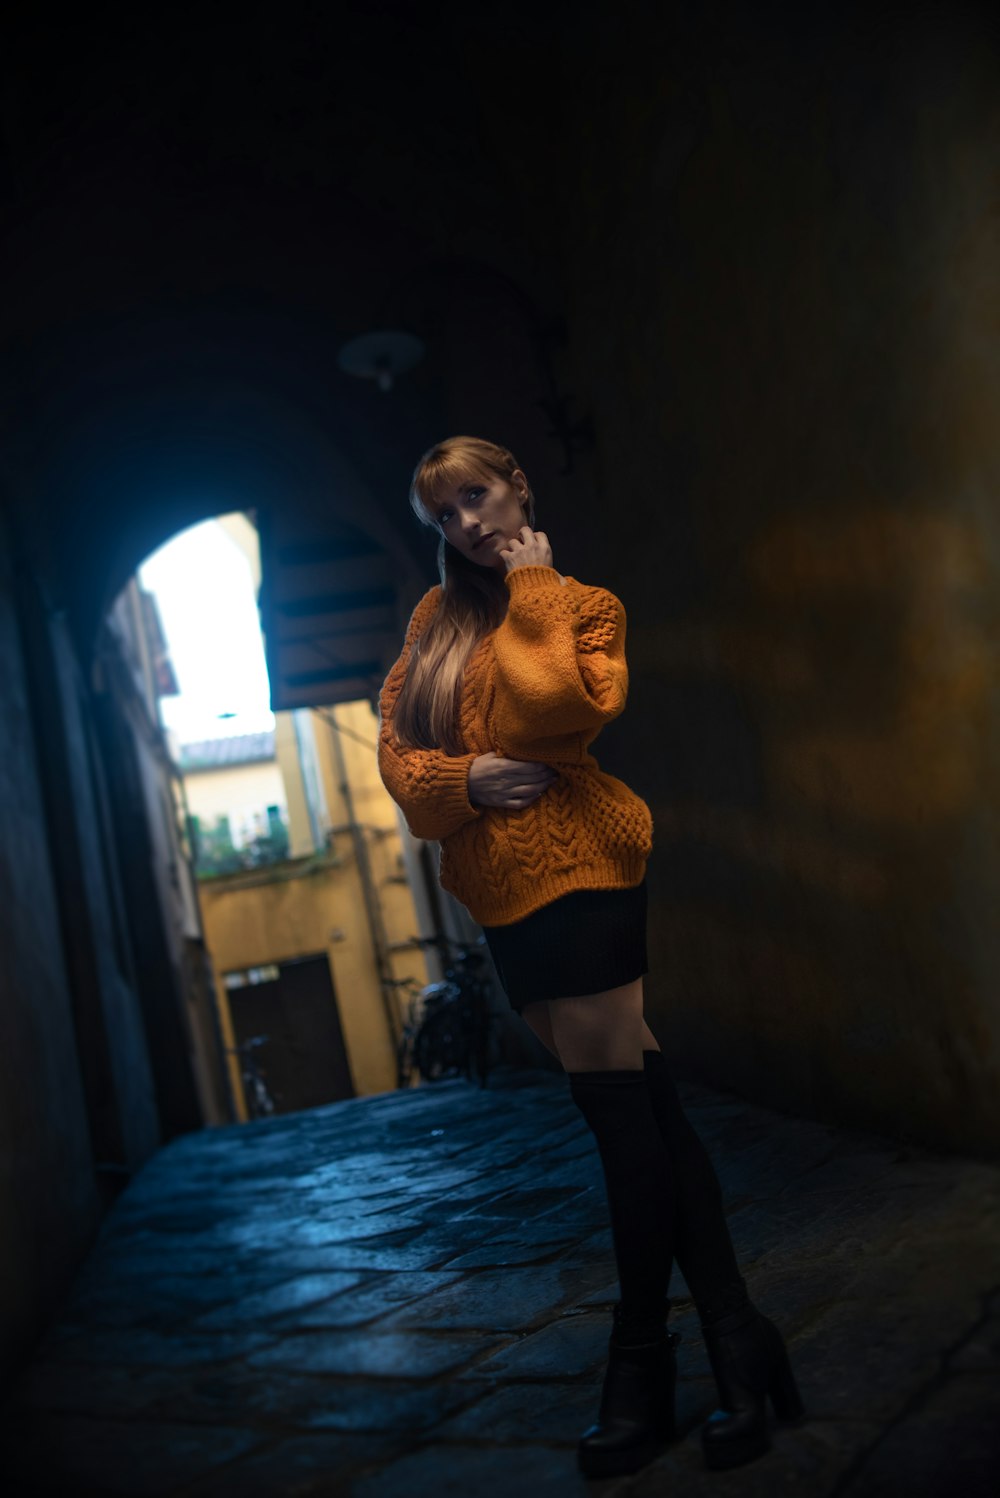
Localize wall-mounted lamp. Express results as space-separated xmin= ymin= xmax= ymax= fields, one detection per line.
xmin=336 ymin=330 xmax=425 ymax=393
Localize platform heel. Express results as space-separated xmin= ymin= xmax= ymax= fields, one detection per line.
xmin=700 ymin=1303 xmax=805 ymax=1470
xmin=768 ymin=1331 xmax=806 ymax=1423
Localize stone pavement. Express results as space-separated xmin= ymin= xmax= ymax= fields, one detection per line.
xmin=4 ymin=1065 xmax=999 ymax=1498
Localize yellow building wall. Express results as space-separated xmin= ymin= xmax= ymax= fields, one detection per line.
xmin=307 ymin=699 xmax=432 ymax=1033
xmin=199 ymin=857 xmax=397 ymax=1104
xmin=186 ymin=696 xmax=430 ymax=1107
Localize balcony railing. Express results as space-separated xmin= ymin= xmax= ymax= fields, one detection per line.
xmin=187 ymin=807 xmax=291 ymax=879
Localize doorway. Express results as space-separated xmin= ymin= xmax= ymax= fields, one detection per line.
xmin=224 ymin=954 xmax=355 ymax=1113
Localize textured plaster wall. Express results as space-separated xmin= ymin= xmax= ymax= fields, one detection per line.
xmin=479 ymin=6 xmax=1000 ymax=1153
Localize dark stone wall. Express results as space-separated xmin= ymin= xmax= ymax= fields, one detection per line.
xmin=15 ymin=565 xmax=162 ymax=1173
xmin=0 ymin=508 xmax=102 ymax=1379
xmin=460 ymin=2 xmax=1000 ymax=1152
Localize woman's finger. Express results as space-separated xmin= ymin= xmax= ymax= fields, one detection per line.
xmin=514 ymin=760 xmax=553 ymax=784
xmin=517 ymin=787 xmax=548 ymax=804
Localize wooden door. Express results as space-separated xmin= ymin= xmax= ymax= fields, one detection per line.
xmin=227 ymin=954 xmax=354 ymax=1113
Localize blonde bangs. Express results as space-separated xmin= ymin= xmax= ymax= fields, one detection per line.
xmin=411 ymin=446 xmax=510 ymax=519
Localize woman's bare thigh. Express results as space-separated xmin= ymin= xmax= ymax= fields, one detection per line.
xmin=519 ymin=980 xmax=662 ymax=1071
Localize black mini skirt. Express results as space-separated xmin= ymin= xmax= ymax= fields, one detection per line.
xmin=480 ymin=878 xmax=649 ymax=1013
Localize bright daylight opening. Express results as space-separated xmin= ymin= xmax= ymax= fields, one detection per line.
xmin=109 ymin=512 xmax=430 ymax=1126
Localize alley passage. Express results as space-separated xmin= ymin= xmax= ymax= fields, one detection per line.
xmin=4 ymin=1066 xmax=999 ymax=1497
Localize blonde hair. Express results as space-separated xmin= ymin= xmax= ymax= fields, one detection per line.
xmin=390 ymin=435 xmax=536 ymax=753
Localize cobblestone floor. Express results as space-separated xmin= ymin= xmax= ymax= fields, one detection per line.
xmin=4 ymin=1066 xmax=999 ymax=1497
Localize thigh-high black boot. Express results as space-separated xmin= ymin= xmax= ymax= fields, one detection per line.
xmin=567 ymin=1069 xmax=682 ymax=1479
xmin=642 ymin=1049 xmax=805 ymax=1467
xmin=641 ymin=1049 xmax=747 ymax=1316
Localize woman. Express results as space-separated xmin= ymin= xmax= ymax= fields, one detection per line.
xmin=377 ymin=436 xmax=804 ymax=1478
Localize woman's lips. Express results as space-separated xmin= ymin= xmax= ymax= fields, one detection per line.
xmin=473 ymin=532 xmax=496 ymax=549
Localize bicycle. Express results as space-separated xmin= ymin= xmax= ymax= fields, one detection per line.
xmin=389 ymin=933 xmax=500 ymax=1089
xmin=226 ymin=1034 xmax=279 ymax=1119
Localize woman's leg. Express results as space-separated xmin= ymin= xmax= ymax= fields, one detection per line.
xmin=534 ymin=980 xmax=680 ymax=1474
xmin=521 ymin=998 xmax=659 ymax=1063
xmin=545 ymin=977 xmax=646 ymax=1072
xmin=522 ymin=985 xmax=798 ymax=1470
xmin=539 ymin=980 xmax=674 ymax=1333
xmin=641 ymin=1048 xmax=746 ymax=1317
xmin=521 ymin=995 xmax=745 ymax=1315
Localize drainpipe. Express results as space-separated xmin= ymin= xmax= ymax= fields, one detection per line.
xmin=324 ymin=707 xmax=399 ymax=1043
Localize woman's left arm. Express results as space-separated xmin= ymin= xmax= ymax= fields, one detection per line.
xmin=492 ymin=564 xmax=629 ymax=745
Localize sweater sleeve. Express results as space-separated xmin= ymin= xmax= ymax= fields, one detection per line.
xmin=377 ymin=591 xmax=484 ymax=843
xmin=492 ymin=565 xmax=629 ymax=748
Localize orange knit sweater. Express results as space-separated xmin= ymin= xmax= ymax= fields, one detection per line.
xmin=377 ymin=563 xmax=653 ymax=926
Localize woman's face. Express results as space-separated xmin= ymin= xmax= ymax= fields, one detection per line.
xmin=434 ymin=468 xmax=531 ymax=570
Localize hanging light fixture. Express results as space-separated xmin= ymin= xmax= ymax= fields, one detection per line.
xmin=336 ymin=330 xmax=425 ymax=393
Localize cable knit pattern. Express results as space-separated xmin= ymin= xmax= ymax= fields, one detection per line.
xmin=377 ymin=564 xmax=653 ymax=926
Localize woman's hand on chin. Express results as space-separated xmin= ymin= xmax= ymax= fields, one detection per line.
xmin=499 ymin=527 xmax=554 ymax=572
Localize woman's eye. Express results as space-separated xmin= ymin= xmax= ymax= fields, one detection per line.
xmin=440 ymin=489 xmax=483 ymax=523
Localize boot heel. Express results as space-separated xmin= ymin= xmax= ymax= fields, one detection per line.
xmin=768 ymin=1340 xmax=805 ymax=1422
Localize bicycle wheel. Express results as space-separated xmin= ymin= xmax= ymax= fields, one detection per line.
xmin=414 ymin=1005 xmax=465 ymax=1083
